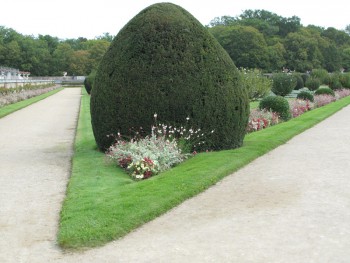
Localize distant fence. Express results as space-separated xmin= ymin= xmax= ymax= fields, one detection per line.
xmin=0 ymin=76 xmax=86 ymax=88
xmin=30 ymin=76 xmax=85 ymax=86
xmin=0 ymin=79 xmax=55 ymax=89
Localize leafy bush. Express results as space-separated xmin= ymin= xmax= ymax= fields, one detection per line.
xmin=271 ymin=73 xmax=297 ymax=96
xmin=310 ymin=69 xmax=330 ymax=85
xmin=305 ymin=77 xmax=321 ymax=91
xmin=314 ymin=94 xmax=336 ymax=107
xmin=293 ymin=73 xmax=304 ymax=90
xmin=301 ymin=73 xmax=310 ymax=85
xmin=107 ymin=130 xmax=187 ymax=180
xmin=315 ymin=87 xmax=335 ymax=96
xmin=259 ymin=96 xmax=291 ymax=121
xmin=84 ymin=70 xmax=96 ymax=94
xmin=240 ymin=68 xmax=272 ymax=100
xmin=289 ymin=99 xmax=314 ymax=118
xmin=297 ymin=91 xmax=314 ymax=102
xmin=247 ymin=109 xmax=279 ymax=132
xmin=90 ymin=3 xmax=249 ymax=151
xmin=339 ymin=73 xmax=350 ymax=88
xmin=328 ymin=73 xmax=342 ymax=90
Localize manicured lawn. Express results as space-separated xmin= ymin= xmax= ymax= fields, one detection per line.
xmin=58 ymin=90 xmax=350 ymax=249
xmin=0 ymin=87 xmax=63 ymax=119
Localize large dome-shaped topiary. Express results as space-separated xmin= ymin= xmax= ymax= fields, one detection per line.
xmin=91 ymin=3 xmax=249 ymax=151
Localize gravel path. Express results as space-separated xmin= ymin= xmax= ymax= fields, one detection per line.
xmin=0 ymin=88 xmax=81 ymax=262
xmin=1 ymin=89 xmax=350 ymax=262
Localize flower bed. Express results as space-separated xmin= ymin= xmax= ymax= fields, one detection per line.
xmin=107 ymin=117 xmax=213 ymax=180
xmin=0 ymin=85 xmax=58 ymax=108
xmin=249 ymin=88 xmax=350 ymax=132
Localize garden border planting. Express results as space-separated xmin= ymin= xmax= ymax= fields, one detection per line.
xmin=58 ymin=89 xmax=350 ymax=250
xmin=0 ymin=87 xmax=63 ymax=119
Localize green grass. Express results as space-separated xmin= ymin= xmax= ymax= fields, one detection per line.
xmin=0 ymin=88 xmax=63 ymax=119
xmin=58 ymin=90 xmax=350 ymax=250
xmin=250 ymin=100 xmax=260 ymax=109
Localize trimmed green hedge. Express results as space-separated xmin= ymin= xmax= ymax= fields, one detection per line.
xmin=91 ymin=3 xmax=249 ymax=151
xmin=259 ymin=96 xmax=292 ymax=121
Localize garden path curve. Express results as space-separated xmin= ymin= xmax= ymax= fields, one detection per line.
xmin=1 ymin=88 xmax=350 ymax=262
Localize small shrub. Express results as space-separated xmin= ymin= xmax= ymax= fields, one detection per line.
xmin=84 ymin=70 xmax=96 ymax=94
xmin=305 ymin=77 xmax=321 ymax=91
xmin=328 ymin=73 xmax=342 ymax=90
xmin=315 ymin=87 xmax=335 ymax=96
xmin=289 ymin=99 xmax=314 ymax=118
xmin=339 ymin=73 xmax=350 ymax=88
xmin=301 ymin=73 xmax=310 ymax=84
xmin=259 ymin=96 xmax=292 ymax=121
xmin=240 ymin=68 xmax=272 ymax=100
xmin=314 ymin=94 xmax=336 ymax=108
xmin=107 ymin=128 xmax=187 ymax=180
xmin=247 ymin=109 xmax=279 ymax=132
xmin=271 ymin=73 xmax=297 ymax=96
xmin=297 ymin=91 xmax=314 ymax=102
xmin=293 ymin=74 xmax=304 ymax=90
xmin=311 ymin=69 xmax=330 ymax=85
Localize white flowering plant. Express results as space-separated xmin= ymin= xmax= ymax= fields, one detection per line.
xmin=106 ymin=114 xmax=214 ymax=180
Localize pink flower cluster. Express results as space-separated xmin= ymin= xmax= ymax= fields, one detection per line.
xmin=335 ymin=89 xmax=350 ymax=100
xmin=314 ymin=94 xmax=336 ymax=108
xmin=247 ymin=109 xmax=279 ymax=132
xmin=289 ymin=99 xmax=314 ymax=118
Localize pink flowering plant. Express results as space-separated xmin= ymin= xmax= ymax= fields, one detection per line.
xmin=247 ymin=109 xmax=279 ymax=132
xmin=314 ymin=94 xmax=336 ymax=108
xmin=335 ymin=89 xmax=350 ymax=100
xmin=289 ymin=99 xmax=314 ymax=118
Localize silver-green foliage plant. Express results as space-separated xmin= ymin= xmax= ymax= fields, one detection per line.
xmin=241 ymin=68 xmax=272 ymax=100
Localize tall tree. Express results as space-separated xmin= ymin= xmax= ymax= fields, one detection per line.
xmin=209 ymin=25 xmax=269 ymax=69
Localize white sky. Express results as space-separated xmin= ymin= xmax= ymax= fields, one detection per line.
xmin=1 ymin=0 xmax=349 ymax=39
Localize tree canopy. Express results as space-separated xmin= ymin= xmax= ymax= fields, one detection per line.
xmin=0 ymin=26 xmax=112 ymax=76
xmin=208 ymin=9 xmax=350 ymax=72
xmin=1 ymin=8 xmax=350 ymax=75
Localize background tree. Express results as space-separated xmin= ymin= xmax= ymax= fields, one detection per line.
xmin=209 ymin=25 xmax=269 ymax=69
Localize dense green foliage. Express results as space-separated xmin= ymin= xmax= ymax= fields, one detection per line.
xmin=293 ymin=73 xmax=304 ymax=90
xmin=240 ymin=68 xmax=272 ymax=100
xmin=259 ymin=96 xmax=292 ymax=120
xmin=340 ymin=73 xmax=350 ymax=88
xmin=315 ymin=87 xmax=335 ymax=96
xmin=305 ymin=77 xmax=321 ymax=91
xmin=91 ymin=3 xmax=249 ymax=151
xmin=328 ymin=73 xmax=342 ymax=90
xmin=310 ymin=69 xmax=330 ymax=84
xmin=271 ymin=73 xmax=297 ymax=96
xmin=83 ymin=70 xmax=96 ymax=94
xmin=297 ymin=91 xmax=314 ymax=102
xmin=208 ymin=10 xmax=350 ymax=72
xmin=0 ymin=27 xmax=111 ymax=76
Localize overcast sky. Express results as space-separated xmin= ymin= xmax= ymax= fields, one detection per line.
xmin=1 ymin=0 xmax=349 ymax=39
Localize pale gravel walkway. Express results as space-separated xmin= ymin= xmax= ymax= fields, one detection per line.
xmin=0 ymin=88 xmax=81 ymax=263
xmin=1 ymin=89 xmax=350 ymax=262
